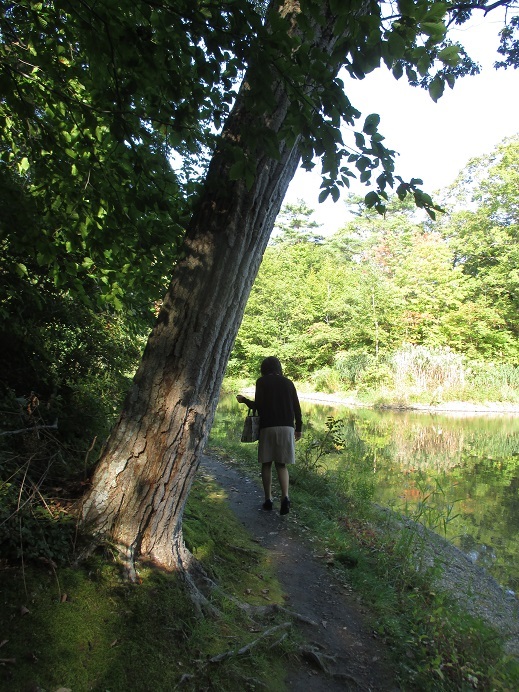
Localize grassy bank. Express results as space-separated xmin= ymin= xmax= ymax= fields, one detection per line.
xmin=207 ymin=417 xmax=519 ymax=690
xmin=1 ymin=406 xmax=517 ymax=691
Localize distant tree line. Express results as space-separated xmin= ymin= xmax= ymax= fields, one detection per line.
xmin=230 ymin=137 xmax=519 ymax=400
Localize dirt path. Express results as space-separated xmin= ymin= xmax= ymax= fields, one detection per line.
xmin=199 ymin=453 xmax=400 ymax=691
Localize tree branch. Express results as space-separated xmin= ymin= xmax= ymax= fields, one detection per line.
xmin=0 ymin=422 xmax=58 ymax=437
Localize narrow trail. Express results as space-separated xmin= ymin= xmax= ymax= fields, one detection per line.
xmin=199 ymin=454 xmax=400 ymax=691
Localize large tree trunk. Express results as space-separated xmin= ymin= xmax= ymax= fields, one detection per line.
xmin=81 ymin=0 xmax=353 ymax=577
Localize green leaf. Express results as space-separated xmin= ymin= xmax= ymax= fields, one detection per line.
xmin=15 ymin=263 xmax=28 ymax=277
xmin=112 ymin=295 xmax=124 ymax=310
xmin=362 ymin=113 xmax=380 ymax=136
xmin=364 ymin=191 xmax=379 ymax=208
xmin=318 ymin=189 xmax=330 ymax=203
xmin=354 ymin=132 xmax=365 ymax=149
xmin=392 ymin=62 xmax=404 ymax=80
xmin=229 ymin=160 xmax=246 ymax=181
xmin=420 ymin=22 xmax=446 ymax=41
xmin=438 ymin=45 xmax=460 ymax=67
xmin=428 ymin=76 xmax=445 ymax=102
xmin=417 ymin=55 xmax=431 ymax=76
xmin=406 ymin=67 xmax=418 ymax=82
xmin=388 ymin=32 xmax=406 ymax=60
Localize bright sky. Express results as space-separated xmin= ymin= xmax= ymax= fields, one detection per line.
xmin=284 ymin=10 xmax=519 ymax=234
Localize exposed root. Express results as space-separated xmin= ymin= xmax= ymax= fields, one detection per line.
xmin=231 ymin=674 xmax=268 ymax=689
xmin=235 ymin=600 xmax=318 ymax=626
xmin=299 ymin=644 xmax=337 ymax=673
xmin=177 ymin=673 xmax=194 ymax=687
xmin=178 ymin=671 xmax=268 ymax=690
xmin=208 ymin=622 xmax=291 ymax=663
xmin=228 ymin=543 xmax=261 ymax=559
xmin=180 ymin=564 xmax=221 ymax=618
xmin=152 ymin=540 xmax=224 ymax=618
xmin=118 ymin=543 xmax=138 ymax=583
xmin=176 ymin=623 xmax=292 ymax=688
xmin=332 ymin=671 xmax=365 ymax=688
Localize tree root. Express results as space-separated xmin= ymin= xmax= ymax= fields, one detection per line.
xmin=332 ymin=671 xmax=365 ymax=687
xmin=172 ymin=545 xmax=319 ymax=627
xmin=208 ymin=621 xmax=292 ymax=663
xmin=299 ymin=644 xmax=337 ymax=673
xmin=176 ymin=623 xmax=291 ymax=688
xmin=236 ymin=600 xmax=319 ymax=626
xmin=178 ymin=672 xmax=268 ymax=689
xmin=228 ymin=543 xmax=261 ymax=559
xmin=180 ymin=565 xmax=221 ymax=618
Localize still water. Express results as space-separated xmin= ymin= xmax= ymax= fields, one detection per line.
xmin=213 ymin=395 xmax=519 ymax=591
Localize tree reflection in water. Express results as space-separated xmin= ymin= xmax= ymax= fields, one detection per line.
xmin=212 ymin=394 xmax=519 ymax=592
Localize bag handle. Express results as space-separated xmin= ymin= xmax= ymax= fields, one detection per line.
xmin=247 ymin=408 xmax=258 ymax=417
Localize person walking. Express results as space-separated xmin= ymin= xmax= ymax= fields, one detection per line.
xmin=237 ymin=356 xmax=302 ymax=515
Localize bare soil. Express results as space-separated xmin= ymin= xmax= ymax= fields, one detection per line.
xmin=199 ymin=453 xmax=400 ymax=691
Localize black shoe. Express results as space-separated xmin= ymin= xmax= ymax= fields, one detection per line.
xmin=262 ymin=499 xmax=273 ymax=511
xmin=280 ymin=496 xmax=290 ymax=515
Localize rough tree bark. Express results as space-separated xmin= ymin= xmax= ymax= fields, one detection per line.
xmin=81 ymin=0 xmax=362 ymax=580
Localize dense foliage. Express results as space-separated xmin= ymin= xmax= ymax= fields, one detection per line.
xmin=1 ymin=1 xmax=267 ymax=551
xmin=230 ymin=137 xmax=519 ymax=394
xmin=1 ymin=0 xmax=518 ymax=561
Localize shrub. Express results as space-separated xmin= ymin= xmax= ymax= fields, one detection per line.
xmin=310 ymin=367 xmax=343 ymax=393
xmin=334 ymin=349 xmax=373 ymax=386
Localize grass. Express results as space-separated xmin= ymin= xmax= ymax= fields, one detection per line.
xmin=2 ymin=405 xmax=517 ymax=691
xmin=207 ymin=413 xmax=519 ymax=691
xmin=0 ymin=473 xmax=294 ymax=692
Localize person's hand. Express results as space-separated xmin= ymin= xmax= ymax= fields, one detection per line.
xmin=236 ymin=394 xmax=246 ymax=404
xmin=295 ymin=431 xmax=302 ymax=441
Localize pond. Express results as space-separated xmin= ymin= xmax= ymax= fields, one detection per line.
xmin=212 ymin=393 xmax=519 ymax=593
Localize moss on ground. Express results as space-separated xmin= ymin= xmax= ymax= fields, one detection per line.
xmin=0 ymin=473 xmax=292 ymax=691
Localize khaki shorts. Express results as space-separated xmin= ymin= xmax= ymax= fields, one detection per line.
xmin=258 ymin=426 xmax=295 ymax=465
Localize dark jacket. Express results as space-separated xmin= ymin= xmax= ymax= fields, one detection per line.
xmin=244 ymin=373 xmax=302 ymax=432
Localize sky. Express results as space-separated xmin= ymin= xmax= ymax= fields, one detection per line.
xmin=284 ymin=10 xmax=519 ymax=235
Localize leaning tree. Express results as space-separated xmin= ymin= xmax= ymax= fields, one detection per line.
xmin=77 ymin=0 xmax=518 ymax=582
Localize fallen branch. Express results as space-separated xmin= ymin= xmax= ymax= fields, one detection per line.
xmin=0 ymin=421 xmax=58 ymax=437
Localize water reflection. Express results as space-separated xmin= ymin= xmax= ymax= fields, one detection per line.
xmin=213 ymin=394 xmax=519 ymax=591
xmin=302 ymin=402 xmax=519 ymax=591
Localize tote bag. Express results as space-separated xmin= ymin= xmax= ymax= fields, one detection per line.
xmin=241 ymin=409 xmax=260 ymax=443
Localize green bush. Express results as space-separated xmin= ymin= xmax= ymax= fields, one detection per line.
xmin=0 ymin=285 xmax=145 ymax=567
xmin=334 ymin=349 xmax=374 ymax=386
xmin=465 ymin=361 xmax=519 ymax=400
xmin=310 ymin=366 xmax=343 ymax=393
xmin=357 ymin=362 xmax=394 ymax=390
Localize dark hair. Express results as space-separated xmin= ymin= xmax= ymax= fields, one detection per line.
xmin=260 ymin=356 xmax=283 ymax=376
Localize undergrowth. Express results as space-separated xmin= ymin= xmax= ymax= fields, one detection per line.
xmin=0 ymin=474 xmax=294 ymax=691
